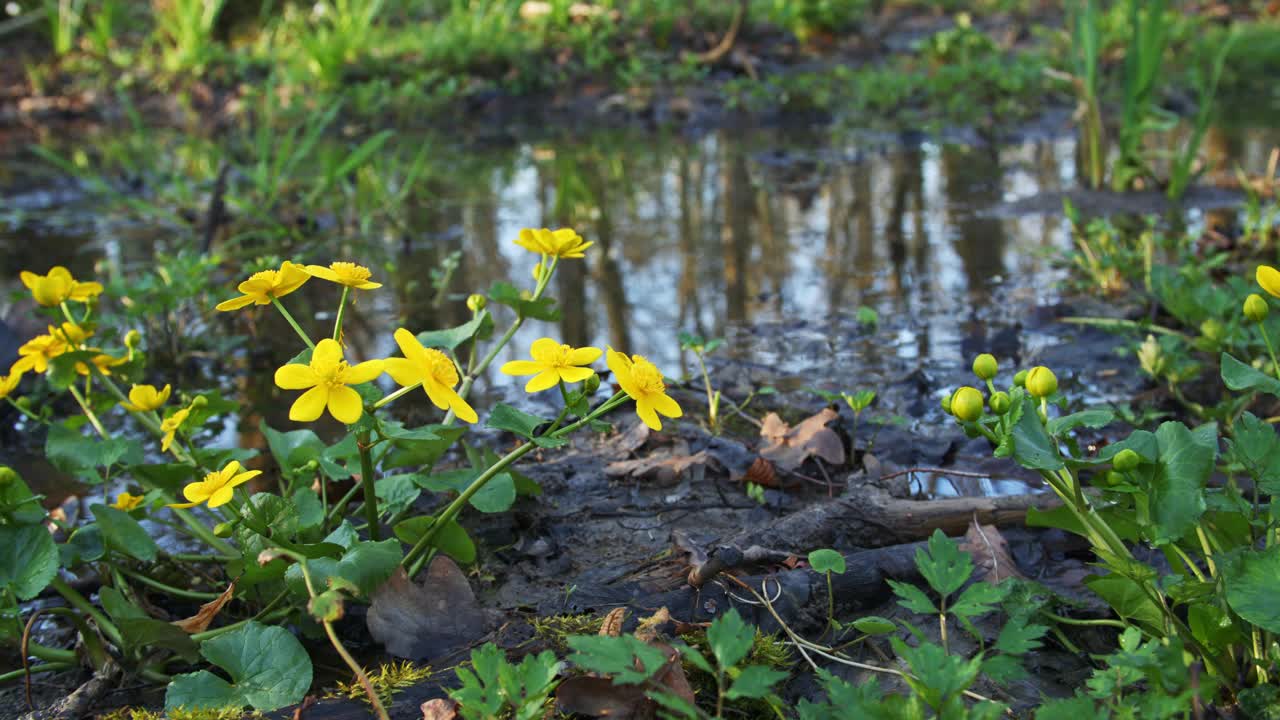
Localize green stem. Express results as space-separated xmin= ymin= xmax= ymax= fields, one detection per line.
xmin=373 ymin=381 xmax=418 ymax=410
xmin=1262 ymin=323 xmax=1280 ymax=381
xmin=271 ymin=297 xmax=315 ymax=350
xmin=325 ymin=482 xmax=363 ymax=527
xmin=5 ymin=397 xmax=40 ymax=422
xmin=333 ymin=286 xmax=350 ymax=342
xmin=357 ymin=431 xmax=381 ymax=541
xmin=0 ymin=663 xmax=73 ymax=684
xmin=1042 ymin=612 xmax=1127 ymax=629
xmin=114 ymin=566 xmax=224 ymax=601
xmin=67 ymin=383 xmax=107 ymax=438
xmin=50 ymin=577 xmax=121 ymax=648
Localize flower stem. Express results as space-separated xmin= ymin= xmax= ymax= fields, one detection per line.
xmin=114 ymin=565 xmax=225 ymax=601
xmin=0 ymin=663 xmax=73 ymax=684
xmin=6 ymin=397 xmax=40 ymax=422
xmin=271 ymin=298 xmax=315 ymax=350
xmin=333 ymin=286 xmax=350 ymax=342
xmin=1262 ymin=323 xmax=1280 ymax=381
xmin=373 ymin=382 xmax=418 ymax=410
xmin=50 ymin=576 xmax=122 ymax=648
xmin=357 ymin=431 xmax=381 ymax=541
xmin=67 ymin=383 xmax=107 ymax=438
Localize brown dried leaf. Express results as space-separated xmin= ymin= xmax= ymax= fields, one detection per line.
xmin=367 ymin=559 xmax=490 ymax=660
xmin=743 ymin=456 xmax=779 ymax=487
xmin=759 ymin=408 xmax=845 ymax=471
xmin=173 ymin=581 xmax=237 ymax=633
xmin=420 ymin=698 xmax=459 ymax=720
xmin=605 ymin=450 xmax=708 ymax=484
xmin=599 ymin=607 xmax=626 ymax=637
xmin=959 ymin=519 xmax=1023 ymax=583
xmin=556 ymin=676 xmax=649 ymax=718
xmin=650 ymin=642 xmax=696 ymax=709
xmin=634 ymin=607 xmax=671 ymax=644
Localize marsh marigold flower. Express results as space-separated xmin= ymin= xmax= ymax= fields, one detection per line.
xmin=384 ymin=328 xmax=477 ymax=423
xmin=514 ymin=228 xmax=592 ymax=259
xmin=605 ymin=348 xmax=682 ymax=431
xmin=501 ymin=338 xmax=601 ymax=393
xmin=1026 ymin=366 xmax=1059 ymax=398
xmin=274 ymin=338 xmax=383 ymax=424
xmin=111 ymin=492 xmax=145 ymax=511
xmin=168 ymin=461 xmax=262 ymax=510
xmin=304 ymin=262 xmax=382 ymax=290
xmin=121 ymin=383 xmax=171 ymax=412
xmin=20 ymin=266 xmax=103 ymax=307
xmin=0 ymin=373 xmax=20 ymax=401
xmin=1259 ymin=266 xmax=1280 ymax=299
xmin=160 ymin=405 xmax=192 ymax=452
xmin=75 ymin=353 xmax=127 ymax=377
xmin=949 ymin=387 xmax=984 ymax=422
xmin=215 ymin=261 xmax=310 ymax=311
xmin=10 ymin=328 xmax=71 ymax=375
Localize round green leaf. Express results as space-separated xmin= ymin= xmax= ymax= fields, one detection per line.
xmin=0 ymin=524 xmax=57 ymax=600
xmin=852 ymin=616 xmax=897 ymax=635
xmin=165 ymin=621 xmax=312 ymax=712
xmin=808 ymin=548 xmax=846 ymax=575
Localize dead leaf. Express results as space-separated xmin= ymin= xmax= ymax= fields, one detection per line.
xmin=605 ymin=450 xmax=708 ymax=485
xmin=599 ymin=607 xmax=626 ymax=638
xmin=634 ymin=608 xmax=671 ymax=644
xmin=367 ymin=559 xmax=490 ymax=660
xmin=743 ymin=456 xmax=779 ymax=487
xmin=290 ymin=695 xmax=316 ymax=720
xmin=420 ymin=698 xmax=459 ymax=720
xmin=613 ymin=421 xmax=651 ymax=455
xmin=649 ymin=642 xmax=696 ymax=709
xmin=959 ymin=519 xmax=1023 ymax=583
xmin=556 ymin=676 xmax=650 ymax=718
xmin=759 ymin=408 xmax=845 ymax=471
xmin=173 ymin=581 xmax=237 ymax=633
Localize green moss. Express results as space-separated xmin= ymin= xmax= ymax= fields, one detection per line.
xmin=530 ymin=614 xmax=604 ymax=650
xmin=327 ymin=660 xmax=434 ymax=706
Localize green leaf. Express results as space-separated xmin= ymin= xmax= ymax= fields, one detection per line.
xmin=726 ymin=665 xmax=789 ymax=699
xmin=261 ymin=422 xmax=324 ymax=473
xmin=99 ymin=586 xmax=146 ymax=621
xmin=1004 ymin=394 xmax=1064 ymax=471
xmin=567 ymin=635 xmax=667 ymax=685
xmin=165 ymin=621 xmax=313 ymax=712
xmin=375 ymin=473 xmax=421 ymax=517
xmin=490 ymin=281 xmax=560 ymax=321
xmin=419 ymin=468 xmax=516 ymax=514
xmin=60 ymin=524 xmax=104 ymax=566
xmin=93 ymin=504 xmax=158 ymax=562
xmin=916 ymin=529 xmax=971 ymax=597
xmin=487 ymin=404 xmax=566 ymax=448
xmin=381 ymin=424 xmax=467 ymax=469
xmin=416 ymin=311 xmax=493 ymax=350
xmin=0 ymin=468 xmax=47 ymax=525
xmin=1221 ymin=352 xmax=1280 ymax=397
xmin=892 ymin=638 xmax=982 ymax=709
xmin=116 ymin=617 xmax=201 ymax=662
xmin=0 ymin=524 xmax=58 ymax=600
xmin=949 ymin=581 xmax=1009 ymax=619
xmin=1226 ymin=412 xmax=1280 ymax=493
xmin=808 ymin=548 xmax=846 ymax=575
xmin=994 ymin=617 xmax=1048 ymax=655
xmin=707 ymin=608 xmax=754 ymax=669
xmin=1223 ymin=546 xmax=1280 ymax=633
xmin=45 ymin=424 xmax=143 ymax=484
xmin=1047 ymin=409 xmax=1114 ymax=435
xmin=888 ymin=579 xmax=938 ymax=615
xmin=1084 ymin=575 xmax=1164 ymax=634
xmin=291 ymin=488 xmax=324 ymax=530
xmin=1147 ymin=421 xmax=1215 ymax=544
xmin=334 ymin=540 xmax=402 ymax=598
xmin=393 ymin=516 xmax=476 ymax=564
xmin=851 ymin=616 xmax=896 ymax=635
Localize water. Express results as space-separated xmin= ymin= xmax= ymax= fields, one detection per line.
xmin=3 ymin=119 xmax=1279 ymax=499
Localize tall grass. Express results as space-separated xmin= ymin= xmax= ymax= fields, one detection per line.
xmin=1068 ymin=0 xmax=1103 ymax=189
xmin=155 ymin=0 xmax=227 ymax=72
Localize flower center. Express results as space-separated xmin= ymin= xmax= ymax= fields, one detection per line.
xmin=630 ymin=357 xmax=665 ymax=395
xmin=424 ymin=349 xmax=459 ymax=387
xmin=547 ymin=344 xmax=575 ymax=368
xmin=319 ymin=360 xmax=351 ymax=388
xmin=331 ymin=262 xmax=370 ymax=283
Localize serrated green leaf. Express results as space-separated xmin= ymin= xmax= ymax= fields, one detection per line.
xmin=1047 ymin=409 xmax=1114 ymax=435
xmin=727 ymin=665 xmax=789 ymax=699
xmin=707 ymin=608 xmax=754 ymax=669
xmin=889 ymin=579 xmax=938 ymax=614
xmin=567 ymin=634 xmax=667 ymax=685
xmin=917 ymin=529 xmax=972 ymax=597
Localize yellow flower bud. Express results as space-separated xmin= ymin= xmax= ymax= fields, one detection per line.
xmin=972 ymin=354 xmax=998 ymax=381
xmin=1026 ymin=366 xmax=1058 ymax=398
xmin=124 ymin=329 xmax=142 ymax=349
xmin=989 ymin=391 xmax=1011 ymax=415
xmin=1200 ymin=319 xmax=1225 ymax=343
xmin=949 ymin=386 xmax=984 ymax=422
xmin=1113 ymin=448 xmax=1141 ymax=472
xmin=466 ymin=294 xmax=487 ymax=312
xmin=1258 ymin=265 xmax=1280 ymax=299
xmin=1245 ymin=293 xmax=1269 ymax=323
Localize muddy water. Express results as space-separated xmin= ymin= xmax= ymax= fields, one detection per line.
xmin=3 ymin=121 xmax=1279 ymax=500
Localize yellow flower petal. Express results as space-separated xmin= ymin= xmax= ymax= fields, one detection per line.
xmin=275 ymin=363 xmax=318 ymax=390
xmin=290 ymin=386 xmax=329 ymax=422
xmin=530 ymin=338 xmax=561 ymax=362
xmin=393 ymin=328 xmax=428 ymax=365
xmin=327 ymin=385 xmax=364 ymax=424
xmin=229 ymin=469 xmax=262 ymax=489
xmin=635 ymin=398 xmax=663 ymax=431
xmin=557 ymin=366 xmax=595 ymax=384
xmin=567 ymin=346 xmax=602 ymax=365
xmin=342 ymin=360 xmax=385 ymax=385
xmin=206 ymin=485 xmax=236 ymax=509
xmin=500 ymin=360 xmax=543 ymax=376
xmin=423 ymin=379 xmax=453 ymax=412
xmin=447 ymin=389 xmax=478 ymax=424
xmin=650 ymin=392 xmax=683 ymax=419
xmin=182 ymin=481 xmax=213 ymax=503
xmin=167 ymin=501 xmax=200 ymax=509
xmin=311 ymin=338 xmax=344 ymax=370
xmin=525 ymin=370 xmax=561 ymax=393
xmin=1259 ymin=265 xmax=1280 ymax=299
xmin=384 ymin=357 xmax=423 ymax=387
xmin=305 ymin=265 xmax=341 ymax=283
xmin=215 ymin=294 xmax=257 ymax=311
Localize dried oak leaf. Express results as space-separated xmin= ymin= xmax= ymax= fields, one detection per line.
xmin=758 ymin=408 xmax=845 ymax=471
xmin=605 ymin=450 xmax=708 ymax=484
xmin=366 ymin=558 xmax=490 ymax=661
xmin=420 ymin=698 xmax=459 ymax=720
xmin=959 ymin=519 xmax=1023 ymax=583
xmin=599 ymin=607 xmax=626 ymax=638
xmin=173 ymin=581 xmax=236 ymax=634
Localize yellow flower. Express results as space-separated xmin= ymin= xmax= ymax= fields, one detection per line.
xmin=500 ymin=338 xmax=601 ymax=393
xmin=383 ymin=328 xmax=477 ymax=423
xmin=513 ymin=228 xmax=593 ymax=259
xmin=10 ymin=331 xmax=69 ymax=375
xmin=274 ymin=338 xmax=384 ymax=424
xmin=1258 ymin=265 xmax=1280 ymax=299
xmin=75 ymin=353 xmax=128 ymax=377
xmin=20 ymin=266 xmax=103 ymax=307
xmin=160 ymin=406 xmax=192 ymax=452
xmin=215 ymin=261 xmax=310 ymax=311
xmin=605 ymin=348 xmax=682 ymax=431
xmin=303 ymin=262 xmax=382 ymax=290
xmin=111 ymin=492 xmax=145 ymax=511
xmin=167 ymin=461 xmax=262 ymax=510
xmin=0 ymin=373 xmax=20 ymax=401
xmin=121 ymin=383 xmax=171 ymax=412
xmin=52 ymin=321 xmax=92 ymax=346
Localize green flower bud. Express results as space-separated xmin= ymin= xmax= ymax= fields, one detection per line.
xmin=972 ymin=353 xmax=998 ymax=381
xmin=1026 ymin=366 xmax=1058 ymax=398
xmin=1102 ymin=471 xmax=1124 ymax=487
xmin=1245 ymin=293 xmax=1269 ymax=323
xmin=989 ymin=391 xmax=1011 ymax=415
xmin=1113 ymin=448 xmax=1141 ymax=472
xmin=1200 ymin=318 xmax=1225 ymax=343
xmin=950 ymin=386 xmax=984 ymax=423
xmin=15 ymin=397 xmax=32 ymax=411
xmin=466 ymin=294 xmax=487 ymax=312
xmin=1013 ymin=369 xmax=1028 ymax=387
xmin=213 ymin=521 xmax=236 ymax=538
xmin=191 ymin=396 xmax=208 ymax=408
xmin=303 ymin=459 xmax=320 ymax=472
xmin=940 ymin=393 xmax=952 ymax=414
xmin=0 ymin=466 xmax=17 ymax=486
xmin=124 ymin=329 xmax=142 ymax=349
xmin=583 ymin=373 xmax=601 ymax=394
